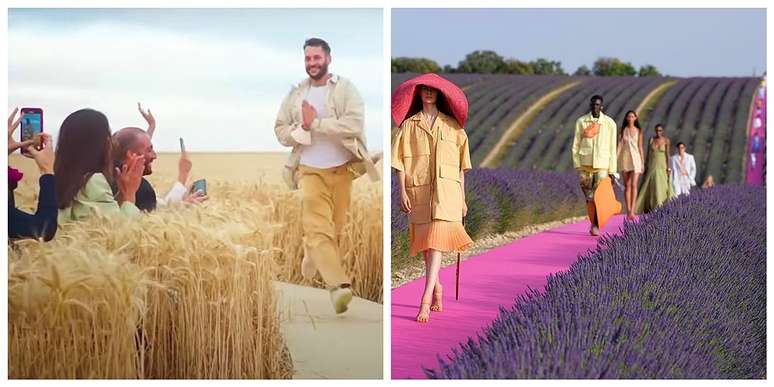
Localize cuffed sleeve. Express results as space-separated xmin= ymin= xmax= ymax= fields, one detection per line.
xmin=572 ymin=118 xmax=583 ymax=170
xmin=460 ymin=132 xmax=472 ymax=172
xmin=608 ymin=118 xmax=618 ymax=175
xmin=290 ymin=126 xmax=312 ymax=145
xmin=391 ymin=127 xmax=405 ymax=172
xmin=274 ymin=89 xmax=303 ymax=147
xmin=163 ymin=181 xmax=188 ymax=205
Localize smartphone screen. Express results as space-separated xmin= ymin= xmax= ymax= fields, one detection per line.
xmin=179 ymin=137 xmax=186 ymax=153
xmin=20 ymin=110 xmax=43 ymax=142
xmin=191 ymin=179 xmax=207 ymax=195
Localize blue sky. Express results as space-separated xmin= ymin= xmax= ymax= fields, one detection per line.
xmin=393 ymin=8 xmax=766 ymax=77
xmin=9 ymin=8 xmax=383 ymax=152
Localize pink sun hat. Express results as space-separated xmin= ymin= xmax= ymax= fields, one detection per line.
xmin=391 ymin=73 xmax=469 ymax=128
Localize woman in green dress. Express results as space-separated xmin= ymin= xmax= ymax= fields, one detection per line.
xmin=635 ymin=123 xmax=674 ymax=213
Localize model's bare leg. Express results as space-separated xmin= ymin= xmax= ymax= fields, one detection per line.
xmin=417 ymin=249 xmax=442 ymax=323
xmin=623 ymin=171 xmax=635 ymax=219
xmin=430 ymin=250 xmax=443 ymax=312
xmin=631 ymin=172 xmax=640 ymax=218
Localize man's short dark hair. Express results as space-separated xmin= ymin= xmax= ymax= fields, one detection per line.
xmin=655 ymin=123 xmax=665 ymax=130
xmin=304 ymin=38 xmax=331 ymax=55
xmin=676 ymin=142 xmax=685 ymax=148
xmin=590 ymin=95 xmax=603 ymax=104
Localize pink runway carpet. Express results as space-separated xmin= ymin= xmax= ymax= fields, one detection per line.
xmin=391 ymin=215 xmax=627 ymax=379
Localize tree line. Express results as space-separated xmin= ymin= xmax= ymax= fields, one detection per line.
xmin=392 ymin=50 xmax=662 ymax=77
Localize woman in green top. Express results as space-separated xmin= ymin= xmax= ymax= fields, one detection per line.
xmin=55 ymin=109 xmax=145 ymax=223
xmin=635 ymin=123 xmax=674 ymax=214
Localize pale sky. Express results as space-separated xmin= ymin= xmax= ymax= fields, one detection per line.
xmin=393 ymin=8 xmax=766 ymax=77
xmin=9 ymin=8 xmax=384 ymax=152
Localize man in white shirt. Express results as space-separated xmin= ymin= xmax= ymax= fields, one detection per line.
xmin=112 ymin=105 xmax=207 ymax=210
xmin=274 ymin=38 xmax=379 ymax=314
xmin=670 ymin=142 xmax=696 ymax=196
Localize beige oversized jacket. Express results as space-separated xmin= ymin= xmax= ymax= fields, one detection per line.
xmin=391 ymin=111 xmax=472 ymax=224
xmin=274 ymin=74 xmax=378 ymax=189
xmin=572 ymin=111 xmax=618 ymax=175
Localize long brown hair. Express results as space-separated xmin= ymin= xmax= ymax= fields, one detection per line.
xmin=619 ymin=110 xmax=642 ymax=142
xmin=54 ymin=109 xmax=115 ymax=209
xmin=405 ymin=85 xmax=455 ymax=123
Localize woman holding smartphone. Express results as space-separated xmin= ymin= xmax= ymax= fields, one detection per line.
xmin=55 ymin=108 xmax=145 ymax=223
xmin=391 ymin=74 xmax=473 ymax=323
xmin=8 ymin=107 xmax=58 ymax=241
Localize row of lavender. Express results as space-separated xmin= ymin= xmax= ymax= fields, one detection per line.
xmin=391 ymin=168 xmax=587 ymax=258
xmin=427 ymin=185 xmax=765 ymax=379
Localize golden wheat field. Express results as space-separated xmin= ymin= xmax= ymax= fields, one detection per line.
xmin=8 ymin=152 xmax=383 ymax=379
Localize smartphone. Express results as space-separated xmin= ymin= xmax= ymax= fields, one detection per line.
xmin=19 ymin=108 xmax=44 ymax=154
xmin=179 ymin=137 xmax=186 ymax=153
xmin=191 ymin=179 xmax=207 ymax=196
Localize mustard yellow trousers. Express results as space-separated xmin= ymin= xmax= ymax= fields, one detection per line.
xmin=299 ymin=164 xmax=353 ymax=287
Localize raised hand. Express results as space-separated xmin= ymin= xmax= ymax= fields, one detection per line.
xmin=137 ymin=102 xmax=156 ymax=138
xmin=115 ymin=151 xmax=145 ymax=204
xmin=25 ymin=134 xmax=55 ymax=174
xmin=177 ymin=149 xmax=193 ymax=185
xmin=8 ymin=107 xmax=35 ymax=155
xmin=183 ymin=189 xmax=208 ymax=204
xmin=301 ymin=100 xmax=317 ymax=130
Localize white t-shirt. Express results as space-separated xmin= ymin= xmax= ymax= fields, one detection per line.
xmin=299 ymin=84 xmax=352 ymax=169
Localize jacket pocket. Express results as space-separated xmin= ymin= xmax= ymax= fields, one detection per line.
xmin=436 ymin=165 xmax=463 ymax=221
xmin=439 ymin=130 xmax=460 ymax=168
xmin=405 ymin=154 xmax=431 ymax=187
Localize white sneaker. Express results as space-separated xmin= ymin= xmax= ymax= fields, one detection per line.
xmin=329 ymin=285 xmax=353 ymax=314
xmin=301 ymin=241 xmax=317 ymax=280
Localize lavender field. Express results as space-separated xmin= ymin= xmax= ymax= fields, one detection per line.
xmin=426 ymin=185 xmax=766 ymax=379
xmin=391 ymin=168 xmax=589 ymax=261
xmin=391 ymin=74 xmax=761 ymax=184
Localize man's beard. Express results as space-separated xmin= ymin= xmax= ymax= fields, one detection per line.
xmin=143 ymin=164 xmax=152 ymax=176
xmin=306 ymin=62 xmax=329 ymax=80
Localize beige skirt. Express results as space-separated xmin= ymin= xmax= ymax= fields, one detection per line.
xmin=408 ymin=220 xmax=473 ymax=257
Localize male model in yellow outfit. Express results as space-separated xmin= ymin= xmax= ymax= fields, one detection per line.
xmin=274 ymin=38 xmax=379 ymax=314
xmin=571 ymin=95 xmax=618 ymax=236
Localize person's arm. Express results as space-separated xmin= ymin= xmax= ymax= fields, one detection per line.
xmin=69 ymin=152 xmax=144 ymax=220
xmin=665 ymin=138 xmax=671 ymax=174
xmin=608 ymin=119 xmax=617 ymax=175
xmin=571 ymin=118 xmax=583 ymax=170
xmin=310 ymin=81 xmax=364 ymax=138
xmin=460 ymin=132 xmax=472 ymax=217
xmin=138 ymin=102 xmax=156 ymax=139
xmin=162 ymin=181 xmax=188 ymax=205
xmin=13 ymin=134 xmax=57 ymax=240
xmin=9 ymin=175 xmax=57 ymax=241
xmin=274 ymin=90 xmax=311 ymax=147
xmin=392 ymin=127 xmax=411 ymax=214
xmin=161 ymin=150 xmax=193 ymax=205
xmin=78 ymin=174 xmax=141 ymax=218
xmin=638 ymin=131 xmax=645 ymax=172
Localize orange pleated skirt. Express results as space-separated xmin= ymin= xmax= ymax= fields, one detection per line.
xmin=408 ymin=220 xmax=473 ymax=257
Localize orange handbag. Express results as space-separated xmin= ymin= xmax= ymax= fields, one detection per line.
xmin=594 ymin=177 xmax=622 ymax=229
